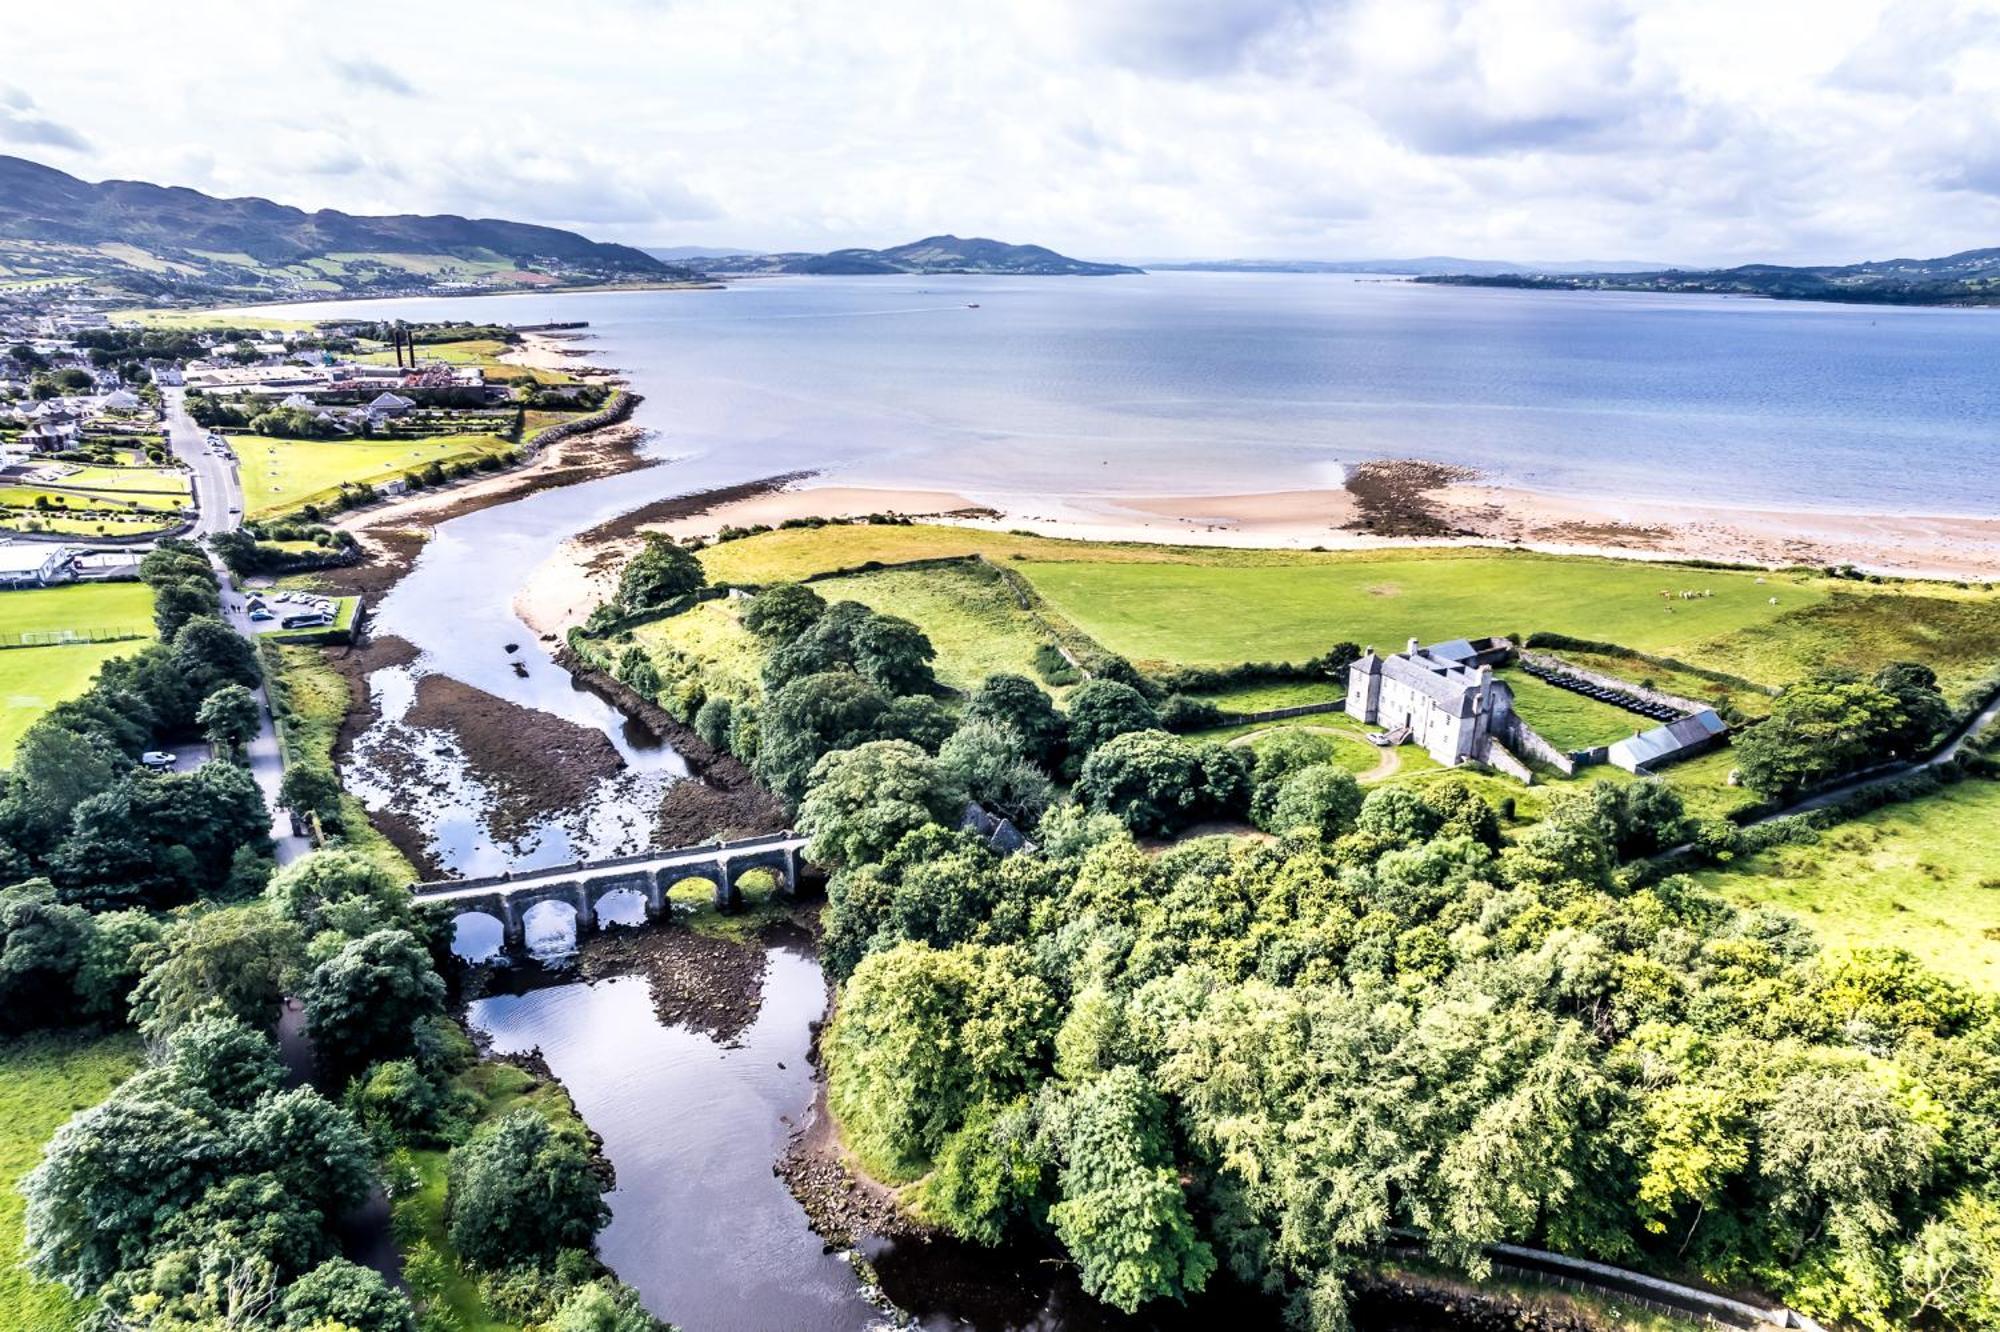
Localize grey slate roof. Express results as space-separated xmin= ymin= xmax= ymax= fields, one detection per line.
xmin=1608 ymin=708 xmax=1727 ymax=770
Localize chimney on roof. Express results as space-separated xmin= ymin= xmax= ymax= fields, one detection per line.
xmin=1407 ymin=636 xmax=1421 ymax=656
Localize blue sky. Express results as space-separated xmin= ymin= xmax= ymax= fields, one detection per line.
xmin=6 ymin=0 xmax=1999 ymax=266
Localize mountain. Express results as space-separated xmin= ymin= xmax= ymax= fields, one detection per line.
xmin=1414 ymin=247 xmax=2000 ymax=306
xmin=1146 ymin=256 xmax=1673 ymax=276
xmin=0 ymin=155 xmax=696 ymax=301
xmin=702 ymin=234 xmax=1142 ymax=276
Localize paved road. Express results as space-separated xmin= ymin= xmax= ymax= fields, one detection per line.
xmin=164 ymin=389 xmax=312 ymax=866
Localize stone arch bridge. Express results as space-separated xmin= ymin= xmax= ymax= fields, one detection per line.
xmin=410 ymin=831 xmax=809 ymax=954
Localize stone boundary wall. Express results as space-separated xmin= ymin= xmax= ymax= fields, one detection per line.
xmin=526 ymin=387 xmax=638 ymax=452
xmin=1223 ymin=700 xmax=1347 ymax=725
xmin=1500 ymin=715 xmax=1576 ymax=776
xmin=1520 ymin=650 xmax=1708 ymax=716
xmin=1479 ymin=735 xmax=1537 ymax=783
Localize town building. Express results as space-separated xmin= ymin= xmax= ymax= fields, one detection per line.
xmin=0 ymin=543 xmax=76 ymax=588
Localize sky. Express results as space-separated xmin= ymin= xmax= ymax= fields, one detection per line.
xmin=5 ymin=0 xmax=1999 ymax=267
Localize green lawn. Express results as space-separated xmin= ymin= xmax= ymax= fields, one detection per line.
xmin=1 ymin=513 xmax=178 ymax=538
xmin=1498 ymin=668 xmax=1648 ymax=752
xmin=0 ymin=486 xmax=185 ymax=514
xmin=1225 ymin=723 xmax=1388 ymax=777
xmin=233 ymin=432 xmax=514 ymax=517
xmin=1541 ymin=647 xmax=1775 ymax=719
xmin=0 ymin=1032 xmax=144 ymax=1332
xmin=0 ymin=583 xmax=155 ymax=642
xmin=1693 ymin=778 xmax=2000 ymax=990
xmin=697 ymin=528 xmax=1945 ymax=693
xmin=40 ymin=465 xmax=190 ymax=497
xmin=1192 ymin=679 xmax=1345 ymax=713
xmin=813 ymin=561 xmax=1075 ymax=696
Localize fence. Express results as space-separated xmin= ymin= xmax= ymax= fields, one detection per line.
xmin=1 ymin=626 xmax=148 ymax=649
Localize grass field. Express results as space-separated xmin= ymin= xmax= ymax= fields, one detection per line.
xmin=697 ymin=526 xmax=2000 ymax=702
xmin=0 ymin=486 xmax=185 ymax=514
xmin=812 ymin=561 xmax=1074 ymax=695
xmin=0 ymin=1032 xmax=144 ymax=1332
xmin=233 ymin=432 xmax=514 ymax=517
xmin=1540 ymin=647 xmax=1776 ymax=719
xmin=629 ymin=598 xmax=767 ymax=703
xmin=1197 ymin=679 xmax=1346 ymax=712
xmin=0 ymin=583 xmax=155 ymax=641
xmin=1693 ymin=778 xmax=2000 ymax=990
xmin=38 ymin=465 xmax=190 ymax=497
xmin=1016 ymin=555 xmax=1822 ymax=672
xmin=0 ymin=643 xmax=149 ymax=760
xmin=1 ymin=513 xmax=177 ymax=537
xmin=1226 ymin=722 xmax=1388 ymax=777
xmin=1498 ymin=668 xmax=1648 ymax=752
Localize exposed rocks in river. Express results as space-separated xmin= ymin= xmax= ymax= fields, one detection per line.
xmin=1343 ymin=458 xmax=1481 ymax=538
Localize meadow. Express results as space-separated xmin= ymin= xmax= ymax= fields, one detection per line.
xmin=0 ymin=1032 xmax=144 ymax=1332
xmin=263 ymin=644 xmax=414 ymax=881
xmin=1694 ymin=778 xmax=2000 ymax=989
xmin=810 ymin=560 xmax=1076 ymax=696
xmin=232 ymin=432 xmax=514 ymax=517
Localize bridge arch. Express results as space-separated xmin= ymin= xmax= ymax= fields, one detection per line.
xmin=593 ymin=886 xmax=649 ymax=930
xmin=449 ymin=910 xmax=506 ymax=962
xmin=521 ymin=898 xmax=582 ymax=958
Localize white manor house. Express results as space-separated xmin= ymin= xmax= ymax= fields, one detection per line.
xmin=1347 ymin=637 xmax=1519 ymax=767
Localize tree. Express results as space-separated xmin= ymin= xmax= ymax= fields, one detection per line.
xmin=129 ymin=905 xmax=302 ymax=1038
xmin=1074 ymin=729 xmax=1224 ymax=836
xmin=265 ymin=850 xmax=408 ymax=938
xmin=160 ymin=1012 xmax=285 ymax=1111
xmin=55 ymin=761 xmax=272 ymax=909
xmin=740 ymin=581 xmax=826 ymax=641
xmin=938 ymin=720 xmax=1056 ymax=826
xmin=279 ymin=1258 xmax=416 ymax=1332
xmin=614 ymin=534 xmax=704 ymax=611
xmin=231 ymin=1086 xmax=376 ymax=1217
xmin=965 ymin=673 xmax=1067 ymax=767
xmin=1873 ymin=661 xmax=1951 ymax=756
xmin=547 ymin=1280 xmax=671 ymax=1332
xmin=299 ymin=929 xmax=447 ymax=1075
xmin=0 ymin=880 xmax=93 ymax=1024
xmin=1041 ymin=1067 xmax=1216 ymax=1313
xmin=853 ymin=613 xmax=938 ymax=694
xmin=4 ymin=720 xmax=124 ymax=845
xmin=800 ymin=740 xmax=966 ymax=870
xmin=1063 ymin=680 xmax=1160 ymax=766
xmin=73 ymin=908 xmax=162 ymax=1021
xmin=173 ymin=616 xmax=261 ymax=697
xmin=281 ymin=762 xmax=344 ymax=827
xmin=1266 ymin=764 xmax=1365 ymax=840
xmin=23 ymin=1090 xmax=230 ymax=1293
xmin=827 ymin=942 xmax=1055 ymax=1178
xmin=198 ymin=683 xmax=262 ymax=755
xmin=446 ymin=1110 xmax=609 ymax=1270
xmin=153 ymin=578 xmax=221 ymax=640
xmin=753 ymin=670 xmax=892 ymax=804
xmin=1734 ymin=675 xmax=1908 ymax=800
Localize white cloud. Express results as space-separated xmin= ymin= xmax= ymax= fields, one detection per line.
xmin=9 ymin=0 xmax=2000 ymax=265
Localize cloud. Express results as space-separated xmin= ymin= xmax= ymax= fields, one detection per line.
xmin=331 ymin=57 xmax=417 ymax=96
xmin=0 ymin=87 xmax=90 ymax=151
xmin=1076 ymin=0 xmax=1334 ymax=77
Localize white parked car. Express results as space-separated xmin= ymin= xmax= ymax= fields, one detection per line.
xmin=140 ymin=751 xmax=177 ymax=771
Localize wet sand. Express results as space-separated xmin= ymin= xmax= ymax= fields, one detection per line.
xmin=581 ymin=468 xmax=2000 ymax=581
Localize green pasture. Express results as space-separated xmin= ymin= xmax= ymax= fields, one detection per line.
xmin=1694 ymin=778 xmax=2000 ymax=990
xmin=233 ymin=432 xmax=513 ymax=517
xmin=1498 ymin=668 xmax=1649 ymax=752
xmin=812 ymin=561 xmax=1073 ymax=696
xmin=630 ymin=599 xmax=766 ymax=702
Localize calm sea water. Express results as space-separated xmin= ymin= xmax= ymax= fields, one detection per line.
xmin=264 ymin=272 xmax=2000 ymax=516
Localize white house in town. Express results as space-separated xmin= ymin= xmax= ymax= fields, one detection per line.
xmin=0 ymin=544 xmax=76 ymax=588
xmin=1346 ymin=637 xmax=1518 ymax=767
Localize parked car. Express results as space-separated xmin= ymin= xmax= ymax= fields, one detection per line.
xmin=140 ymin=751 xmax=177 ymax=771
xmin=249 ymin=609 xmax=274 ymax=622
xmin=281 ymin=613 xmax=332 ymax=630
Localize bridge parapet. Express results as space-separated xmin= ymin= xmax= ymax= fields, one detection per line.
xmin=415 ymin=832 xmax=810 ymax=957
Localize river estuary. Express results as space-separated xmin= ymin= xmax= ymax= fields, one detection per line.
xmin=243 ymin=279 xmax=1744 ymax=1328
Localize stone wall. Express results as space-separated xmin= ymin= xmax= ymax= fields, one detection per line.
xmin=1519 ymin=650 xmax=1708 ymax=716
